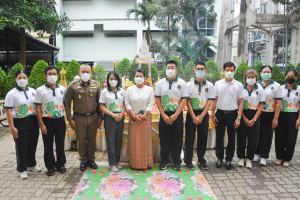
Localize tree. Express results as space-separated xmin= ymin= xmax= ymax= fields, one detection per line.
xmin=5 ymin=63 xmax=24 ymax=94
xmin=182 ymin=61 xmax=195 ymax=82
xmin=55 ymin=61 xmax=66 ymax=84
xmin=252 ymin=61 xmax=263 ymax=80
xmin=94 ymin=65 xmax=107 ymax=90
xmin=66 ymin=60 xmax=80 ymax=84
xmin=284 ymin=63 xmax=295 ymax=73
xmin=126 ymin=0 xmax=158 ymax=44
xmin=271 ymin=0 xmax=300 ymax=23
xmin=272 ymin=65 xmax=285 ymax=85
xmin=206 ymin=59 xmax=221 ymax=82
xmin=170 ymin=56 xmax=183 ymax=77
xmin=234 ymin=61 xmax=251 ymax=84
xmin=28 ymin=60 xmax=48 ymax=89
xmin=160 ymin=66 xmax=167 ymax=79
xmin=0 ymin=68 xmax=7 ymax=99
xmin=295 ymin=63 xmax=300 ymax=85
xmin=115 ymin=58 xmax=132 ymax=78
xmin=0 ymin=0 xmax=72 ymax=67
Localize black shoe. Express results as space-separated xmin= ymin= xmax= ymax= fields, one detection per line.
xmin=80 ymin=162 xmax=87 ymax=171
xmin=87 ymin=160 xmax=98 ymax=169
xmin=186 ymin=163 xmax=194 ymax=170
xmin=174 ymin=163 xmax=181 ymax=171
xmin=216 ymin=159 xmax=223 ymax=168
xmin=47 ymin=170 xmax=55 ymax=176
xmin=56 ymin=167 xmax=67 ymax=174
xmin=198 ymin=162 xmax=208 ymax=170
xmin=225 ymin=161 xmax=232 ymax=170
xmin=159 ymin=162 xmax=168 ymax=170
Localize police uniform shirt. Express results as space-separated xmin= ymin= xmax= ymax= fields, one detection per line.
xmin=187 ymin=79 xmax=215 ymax=110
xmin=242 ymin=84 xmax=266 ymax=110
xmin=258 ymin=80 xmax=282 ymax=112
xmin=99 ymin=87 xmax=125 ymax=113
xmin=4 ymin=86 xmax=36 ymax=118
xmin=215 ymin=79 xmax=244 ymax=110
xmin=154 ymin=76 xmax=189 ymax=112
xmin=280 ymin=84 xmax=300 ymax=112
xmin=34 ymin=84 xmax=66 ymax=118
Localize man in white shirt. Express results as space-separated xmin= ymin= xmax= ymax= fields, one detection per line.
xmin=211 ymin=62 xmax=244 ymax=170
xmin=155 ymin=60 xmax=189 ymax=171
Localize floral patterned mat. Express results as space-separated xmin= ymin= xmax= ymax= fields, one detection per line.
xmin=73 ymin=165 xmax=217 ymax=200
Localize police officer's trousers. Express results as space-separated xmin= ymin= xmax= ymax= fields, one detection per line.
xmin=275 ymin=112 xmax=299 ymax=162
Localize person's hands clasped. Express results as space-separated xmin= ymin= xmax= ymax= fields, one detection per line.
xmin=10 ymin=127 xmax=18 ymax=138
xmin=247 ymin=119 xmax=255 ymax=127
xmin=41 ymin=124 xmax=47 ymax=134
xmin=162 ymin=113 xmax=172 ymax=125
xmin=192 ymin=116 xmax=200 ymax=125
xmin=169 ymin=114 xmax=178 ymax=124
xmin=197 ymin=114 xmax=204 ymax=124
xmin=133 ymin=115 xmax=143 ymax=122
xmin=113 ymin=113 xmax=122 ymax=122
xmin=212 ymin=115 xmax=218 ymax=127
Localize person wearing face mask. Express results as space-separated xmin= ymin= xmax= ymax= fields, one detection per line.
xmin=99 ymin=71 xmax=125 ymax=172
xmin=65 ymin=64 xmax=103 ymax=171
xmin=35 ymin=65 xmax=66 ymax=176
xmin=155 ymin=60 xmax=189 ymax=171
xmin=211 ymin=62 xmax=244 ymax=170
xmin=4 ymin=70 xmax=41 ymax=179
xmin=254 ymin=65 xmax=282 ymax=166
xmin=236 ymin=70 xmax=265 ymax=169
xmin=125 ymin=69 xmax=154 ymax=170
xmin=275 ymin=69 xmax=300 ymax=167
xmin=184 ymin=62 xmax=215 ymax=170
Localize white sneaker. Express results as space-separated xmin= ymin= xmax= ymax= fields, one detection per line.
xmin=245 ymin=159 xmax=252 ymax=169
xmin=253 ymin=154 xmax=260 ymax=162
xmin=19 ymin=171 xmax=28 ymax=179
xmin=110 ymin=165 xmax=118 ymax=172
xmin=28 ymin=166 xmax=41 ymax=172
xmin=276 ymin=159 xmax=283 ymax=165
xmin=238 ymin=159 xmax=245 ymax=167
xmin=283 ymin=161 xmax=289 ymax=167
xmin=260 ymin=158 xmax=267 ymax=166
xmin=116 ymin=163 xmax=122 ymax=169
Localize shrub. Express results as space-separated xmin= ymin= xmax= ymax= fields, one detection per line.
xmin=206 ymin=59 xmax=221 ymax=82
xmin=182 ymin=61 xmax=195 ymax=82
xmin=115 ymin=58 xmax=131 ymax=79
xmin=252 ymin=61 xmax=263 ymax=80
xmin=0 ymin=68 xmax=7 ymax=99
xmin=55 ymin=62 xmax=66 ymax=84
xmin=284 ymin=63 xmax=295 ymax=73
xmin=295 ymin=63 xmax=300 ymax=85
xmin=5 ymin=63 xmax=24 ymax=94
xmin=272 ymin=65 xmax=285 ymax=85
xmin=66 ymin=60 xmax=80 ymax=84
xmin=170 ymin=56 xmax=183 ymax=77
xmin=28 ymin=60 xmax=48 ymax=89
xmin=234 ymin=61 xmax=251 ymax=84
xmin=94 ymin=65 xmax=107 ymax=89
xmin=160 ymin=66 xmax=166 ymax=79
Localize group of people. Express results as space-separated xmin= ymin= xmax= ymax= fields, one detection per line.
xmin=4 ymin=60 xmax=299 ymax=179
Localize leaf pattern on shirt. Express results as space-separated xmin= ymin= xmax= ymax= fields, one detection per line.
xmin=44 ymin=101 xmax=62 ymax=117
xmin=191 ymin=98 xmax=200 ymax=109
xmin=108 ymin=102 xmax=118 ymax=112
xmin=16 ymin=104 xmax=32 ymax=118
xmin=282 ymin=100 xmax=288 ymax=110
xmin=165 ymin=104 xmax=178 ymax=111
xmin=264 ymin=103 xmax=268 ymax=110
xmin=162 ymin=95 xmax=170 ymax=108
xmin=243 ymin=100 xmax=249 ymax=110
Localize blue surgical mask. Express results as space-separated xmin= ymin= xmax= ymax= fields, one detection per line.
xmin=195 ymin=70 xmax=206 ymax=78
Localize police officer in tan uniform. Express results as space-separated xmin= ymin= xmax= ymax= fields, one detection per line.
xmin=65 ymin=64 xmax=103 ymax=171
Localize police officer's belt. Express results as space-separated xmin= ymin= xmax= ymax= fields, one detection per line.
xmin=74 ymin=110 xmax=97 ymax=117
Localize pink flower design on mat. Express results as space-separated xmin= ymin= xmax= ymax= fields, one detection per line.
xmin=161 ymin=179 xmax=180 ymax=191
xmin=113 ymin=180 xmax=132 ymax=191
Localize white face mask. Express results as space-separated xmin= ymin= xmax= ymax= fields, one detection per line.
xmin=195 ymin=70 xmax=206 ymax=78
xmin=109 ymin=80 xmax=118 ymax=87
xmin=81 ymin=73 xmax=91 ymax=82
xmin=225 ymin=71 xmax=235 ymax=79
xmin=17 ymin=79 xmax=28 ymax=87
xmin=135 ymin=77 xmax=145 ymax=85
xmin=246 ymin=78 xmax=256 ymax=86
xmin=166 ymin=69 xmax=176 ymax=78
xmin=47 ymin=75 xmax=58 ymax=84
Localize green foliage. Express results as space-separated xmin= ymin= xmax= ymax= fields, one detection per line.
xmin=66 ymin=60 xmax=80 ymax=84
xmin=140 ymin=64 xmax=159 ymax=83
xmin=129 ymin=55 xmax=140 ymax=81
xmin=160 ymin=66 xmax=167 ymax=79
xmin=252 ymin=61 xmax=263 ymax=80
xmin=115 ymin=58 xmax=132 ymax=79
xmin=205 ymin=59 xmax=221 ymax=83
xmin=55 ymin=62 xmax=66 ymax=84
xmin=170 ymin=57 xmax=183 ymax=77
xmin=284 ymin=63 xmax=295 ymax=73
xmin=28 ymin=60 xmax=48 ymax=89
xmin=272 ymin=65 xmax=285 ymax=85
xmin=94 ymin=65 xmax=107 ymax=90
xmin=234 ymin=61 xmax=251 ymax=84
xmin=0 ymin=68 xmax=7 ymax=99
xmin=270 ymin=0 xmax=300 ymax=23
xmin=295 ymin=63 xmax=300 ymax=85
xmin=5 ymin=63 xmax=24 ymax=94
xmin=182 ymin=61 xmax=195 ymax=82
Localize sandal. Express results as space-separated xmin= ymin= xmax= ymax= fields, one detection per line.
xmin=56 ymin=167 xmax=67 ymax=174
xmin=47 ymin=170 xmax=55 ymax=176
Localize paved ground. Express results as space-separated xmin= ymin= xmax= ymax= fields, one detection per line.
xmin=0 ymin=125 xmax=299 ymax=200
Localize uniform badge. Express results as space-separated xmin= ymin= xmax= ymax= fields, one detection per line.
xmin=205 ymin=88 xmax=209 ymax=93
xmin=271 ymin=87 xmax=274 ymax=90
xmin=60 ymin=90 xmax=63 ymax=95
xmin=256 ymin=91 xmax=259 ymax=95
xmin=296 ymin=92 xmax=299 ymax=96
xmin=32 ymin=93 xmax=35 ymax=97
xmin=177 ymin=85 xmax=181 ymax=90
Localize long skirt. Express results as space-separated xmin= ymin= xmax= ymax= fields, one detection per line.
xmin=128 ymin=113 xmax=153 ymax=169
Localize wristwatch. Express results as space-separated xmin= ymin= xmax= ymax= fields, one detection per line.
xmin=237 ymin=116 xmax=241 ymax=120
xmin=38 ymin=121 xmax=44 ymax=126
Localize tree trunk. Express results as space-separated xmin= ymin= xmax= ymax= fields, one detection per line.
xmin=20 ymin=27 xmax=26 ymax=67
xmin=148 ymin=21 xmax=153 ymax=43
xmin=192 ymin=9 xmax=201 ymax=49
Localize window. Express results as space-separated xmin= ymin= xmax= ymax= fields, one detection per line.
xmin=104 ymin=33 xmax=136 ymax=37
xmin=198 ymin=19 xmax=215 ymax=36
xmin=262 ymin=3 xmax=267 ymax=14
xmin=64 ymin=33 xmax=93 ymax=37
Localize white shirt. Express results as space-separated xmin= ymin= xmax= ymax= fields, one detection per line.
xmin=188 ymin=79 xmax=215 ymax=110
xmin=258 ymin=80 xmax=282 ymax=112
xmin=154 ymin=76 xmax=189 ymax=112
xmin=4 ymin=86 xmax=36 ymax=118
xmin=99 ymin=87 xmax=125 ymax=113
xmin=215 ymin=79 xmax=244 ymax=110
xmin=125 ymin=85 xmax=154 ymax=114
xmin=280 ymin=84 xmax=300 ymax=112
xmin=35 ymin=84 xmax=66 ymax=118
xmin=243 ymin=84 xmax=266 ymax=110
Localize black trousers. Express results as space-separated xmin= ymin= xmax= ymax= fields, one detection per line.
xmin=14 ymin=115 xmax=39 ymax=172
xmin=184 ymin=110 xmax=209 ymax=164
xmin=159 ymin=112 xmax=183 ymax=164
xmin=42 ymin=117 xmax=66 ymax=170
xmin=237 ymin=110 xmax=260 ymax=160
xmin=275 ymin=112 xmax=299 ymax=161
xmin=255 ymin=112 xmax=274 ymax=158
xmin=215 ymin=109 xmax=237 ymax=161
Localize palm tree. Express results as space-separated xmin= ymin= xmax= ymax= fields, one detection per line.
xmin=126 ymin=0 xmax=158 ymax=44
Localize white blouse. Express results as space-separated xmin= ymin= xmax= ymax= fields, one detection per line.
xmin=125 ymin=85 xmax=154 ymax=114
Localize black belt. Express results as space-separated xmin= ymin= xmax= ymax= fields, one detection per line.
xmin=218 ymin=109 xmax=237 ymax=114
xmin=74 ymin=110 xmax=97 ymax=117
